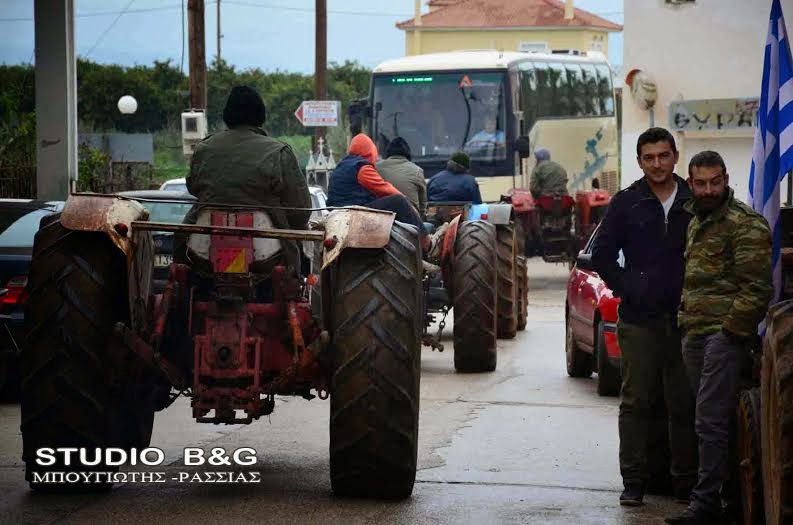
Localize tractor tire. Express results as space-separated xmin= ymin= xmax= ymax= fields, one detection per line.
xmin=452 ymin=221 xmax=498 ymax=373
xmin=737 ymin=387 xmax=764 ymax=525
xmin=496 ymin=224 xmax=518 ymax=339
xmin=20 ymin=216 xmax=155 ymax=492
xmin=760 ymin=300 xmax=793 ymax=525
xmin=596 ymin=320 xmax=621 ymax=396
xmin=516 ymin=255 xmax=528 ymax=331
xmin=565 ymin=311 xmax=593 ymax=378
xmin=328 ymin=221 xmax=422 ymax=500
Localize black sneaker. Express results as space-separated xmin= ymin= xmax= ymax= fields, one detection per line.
xmin=664 ymin=508 xmax=720 ymax=525
xmin=619 ymin=485 xmax=644 ymax=506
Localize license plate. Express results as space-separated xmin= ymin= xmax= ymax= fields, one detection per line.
xmin=154 ymin=254 xmax=173 ymax=268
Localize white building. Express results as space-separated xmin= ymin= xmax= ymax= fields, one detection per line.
xmin=622 ymin=0 xmax=793 ymax=200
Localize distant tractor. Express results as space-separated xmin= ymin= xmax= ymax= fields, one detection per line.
xmin=422 ymin=201 xmax=528 ymax=372
xmin=19 ymin=193 xmax=423 ymax=499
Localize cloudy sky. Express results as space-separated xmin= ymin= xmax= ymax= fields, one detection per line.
xmin=0 ymin=0 xmax=623 ymax=72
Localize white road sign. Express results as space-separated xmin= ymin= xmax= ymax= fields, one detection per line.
xmin=294 ymin=100 xmax=341 ymax=127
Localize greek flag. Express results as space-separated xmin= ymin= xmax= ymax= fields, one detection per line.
xmin=749 ymin=0 xmax=793 ymax=303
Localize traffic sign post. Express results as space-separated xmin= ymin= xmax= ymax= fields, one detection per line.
xmin=294 ymin=100 xmax=341 ymax=127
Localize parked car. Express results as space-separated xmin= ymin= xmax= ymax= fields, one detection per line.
xmin=159 ymin=177 xmax=188 ymax=193
xmin=117 ymin=190 xmax=195 ymax=292
xmin=565 ymin=224 xmax=622 ymax=396
xmin=0 ymin=199 xmax=65 ymax=398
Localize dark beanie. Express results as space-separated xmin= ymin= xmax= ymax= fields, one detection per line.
xmin=449 ymin=151 xmax=470 ymax=170
xmin=385 ymin=137 xmax=412 ymax=160
xmin=223 ymin=85 xmax=266 ymax=128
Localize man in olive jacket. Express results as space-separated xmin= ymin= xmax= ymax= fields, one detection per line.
xmin=376 ymin=137 xmax=427 ymax=217
xmin=183 ymin=86 xmax=311 ymax=272
xmin=666 ymin=151 xmax=772 ymax=525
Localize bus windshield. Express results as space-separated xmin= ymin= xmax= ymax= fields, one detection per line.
xmin=372 ymin=71 xmax=508 ymax=164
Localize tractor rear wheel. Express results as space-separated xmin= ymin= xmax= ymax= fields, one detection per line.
xmin=20 ymin=216 xmax=155 ymax=492
xmin=496 ymin=224 xmax=518 ymax=339
xmin=328 ymin=221 xmax=422 ymax=500
xmin=760 ymin=301 xmax=793 ymax=525
xmin=737 ymin=387 xmax=764 ymax=525
xmin=452 ymin=221 xmax=498 ymax=372
xmin=516 ymin=255 xmax=528 ymax=331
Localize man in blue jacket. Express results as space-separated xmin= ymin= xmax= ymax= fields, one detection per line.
xmin=427 ymin=151 xmax=482 ymax=204
xmin=592 ymin=127 xmax=698 ymax=507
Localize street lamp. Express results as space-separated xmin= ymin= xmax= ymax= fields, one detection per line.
xmin=117 ymin=95 xmax=138 ymax=115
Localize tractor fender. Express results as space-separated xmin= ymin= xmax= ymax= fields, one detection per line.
xmin=61 ymin=194 xmax=150 ymax=258
xmin=469 ymin=203 xmax=513 ymax=224
xmin=59 ymin=194 xmax=154 ymax=334
xmin=322 ymin=208 xmax=396 ymax=270
xmin=439 ymin=215 xmax=462 ymax=290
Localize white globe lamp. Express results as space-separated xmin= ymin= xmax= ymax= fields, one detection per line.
xmin=117 ymin=95 xmax=138 ymax=115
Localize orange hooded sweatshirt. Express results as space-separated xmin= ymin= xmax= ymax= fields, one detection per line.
xmin=348 ymin=134 xmax=402 ymax=198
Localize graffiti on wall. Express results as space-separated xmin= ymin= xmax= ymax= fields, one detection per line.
xmin=669 ymin=98 xmax=759 ymax=132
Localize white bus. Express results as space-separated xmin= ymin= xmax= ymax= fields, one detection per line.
xmin=359 ymin=50 xmax=619 ymax=202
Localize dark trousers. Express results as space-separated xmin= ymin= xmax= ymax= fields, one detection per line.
xmin=682 ymin=331 xmax=742 ymax=514
xmin=367 ymin=195 xmax=426 ymax=235
xmin=617 ymin=317 xmax=698 ymax=491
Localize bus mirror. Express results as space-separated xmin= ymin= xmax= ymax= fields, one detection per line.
xmin=515 ymin=136 xmax=531 ymax=159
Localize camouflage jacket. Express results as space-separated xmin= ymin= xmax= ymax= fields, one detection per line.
xmin=679 ymin=189 xmax=773 ymax=338
xmin=530 ymin=160 xmax=569 ymax=198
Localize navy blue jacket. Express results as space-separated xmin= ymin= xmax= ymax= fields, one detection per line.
xmin=427 ymin=170 xmax=482 ymax=203
xmin=591 ymin=175 xmax=692 ymax=324
xmin=327 ymin=155 xmax=376 ymax=207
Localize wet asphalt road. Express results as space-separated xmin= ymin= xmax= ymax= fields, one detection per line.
xmin=0 ymin=260 xmax=683 ymax=525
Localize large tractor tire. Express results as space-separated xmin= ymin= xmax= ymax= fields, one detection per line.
xmin=452 ymin=221 xmax=498 ymax=372
xmin=596 ymin=320 xmax=621 ymax=396
xmin=328 ymin=221 xmax=422 ymax=500
xmin=760 ymin=300 xmax=793 ymax=525
xmin=737 ymin=387 xmax=764 ymax=525
xmin=20 ymin=216 xmax=155 ymax=492
xmin=496 ymin=224 xmax=518 ymax=339
xmin=516 ymin=255 xmax=528 ymax=331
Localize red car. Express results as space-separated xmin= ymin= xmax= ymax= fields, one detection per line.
xmin=565 ymin=226 xmax=622 ymax=396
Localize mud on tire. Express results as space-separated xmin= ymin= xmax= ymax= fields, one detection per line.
xmin=496 ymin=224 xmax=517 ymax=339
xmin=327 ymin=221 xmax=422 ymax=499
xmin=736 ymin=387 xmax=764 ymax=525
xmin=21 ymin=216 xmax=155 ymax=491
xmin=452 ymin=221 xmax=497 ymax=372
xmin=516 ymin=255 xmax=528 ymax=331
xmin=760 ymin=300 xmax=793 ymax=524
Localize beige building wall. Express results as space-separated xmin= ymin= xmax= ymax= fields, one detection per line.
xmin=405 ymin=28 xmax=610 ymax=56
xmin=622 ymin=0 xmax=793 ymax=200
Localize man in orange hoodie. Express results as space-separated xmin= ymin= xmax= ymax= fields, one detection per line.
xmin=328 ymin=134 xmax=430 ymax=251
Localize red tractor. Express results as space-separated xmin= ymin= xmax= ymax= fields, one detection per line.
xmin=504 ymin=188 xmax=611 ymax=264
xmin=19 ymin=193 xmax=423 ymax=499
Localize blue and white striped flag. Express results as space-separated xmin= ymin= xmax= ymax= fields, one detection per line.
xmin=749 ymin=0 xmax=793 ymax=303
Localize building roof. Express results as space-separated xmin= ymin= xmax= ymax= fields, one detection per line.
xmin=398 ymin=0 xmax=623 ymax=32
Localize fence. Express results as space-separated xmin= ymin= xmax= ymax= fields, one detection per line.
xmin=0 ymin=167 xmax=36 ymax=198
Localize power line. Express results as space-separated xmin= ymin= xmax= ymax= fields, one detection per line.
xmin=222 ymin=0 xmax=412 ymax=18
xmin=82 ymin=0 xmax=138 ymax=57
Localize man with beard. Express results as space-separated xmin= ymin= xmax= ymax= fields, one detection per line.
xmin=592 ymin=127 xmax=698 ymax=507
xmin=666 ymin=151 xmax=772 ymax=525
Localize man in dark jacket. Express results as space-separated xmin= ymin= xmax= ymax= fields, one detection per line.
xmin=182 ymin=86 xmax=311 ymax=272
xmin=592 ymin=127 xmax=698 ymax=507
xmin=427 ymin=151 xmax=482 ymax=203
xmin=376 ymin=137 xmax=427 ymax=217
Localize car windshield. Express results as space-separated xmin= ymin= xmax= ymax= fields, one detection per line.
xmin=162 ymin=183 xmax=188 ymax=193
xmin=0 ymin=204 xmax=60 ymax=248
xmin=141 ymin=201 xmax=193 ymax=224
xmin=372 ymin=71 xmax=507 ymax=164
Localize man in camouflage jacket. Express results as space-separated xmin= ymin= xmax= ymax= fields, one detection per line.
xmin=667 ymin=151 xmax=773 ymax=525
xmin=529 ymin=148 xmax=569 ymax=199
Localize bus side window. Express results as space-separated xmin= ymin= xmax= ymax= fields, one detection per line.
xmin=518 ymin=62 xmax=538 ymax=129
xmin=565 ymin=63 xmax=585 ymax=117
xmin=595 ymin=64 xmax=615 ymax=116
xmin=533 ymin=62 xmax=552 ymax=117
xmin=580 ymin=64 xmax=599 ymax=116
xmin=548 ymin=62 xmax=570 ymax=116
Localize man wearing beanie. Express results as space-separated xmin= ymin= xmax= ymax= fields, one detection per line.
xmin=183 ymin=85 xmax=311 ymax=272
xmin=426 ymin=151 xmax=482 ymax=204
xmin=376 ymin=137 xmax=427 ymax=217
xmin=529 ymin=148 xmax=569 ymax=199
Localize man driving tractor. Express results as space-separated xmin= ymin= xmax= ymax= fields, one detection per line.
xmin=530 ymin=148 xmax=569 ymax=199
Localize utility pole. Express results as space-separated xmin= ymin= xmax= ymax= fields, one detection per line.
xmin=315 ymin=0 xmax=327 ymax=146
xmin=216 ymin=0 xmax=221 ymax=64
xmin=188 ymin=0 xmax=207 ymax=110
